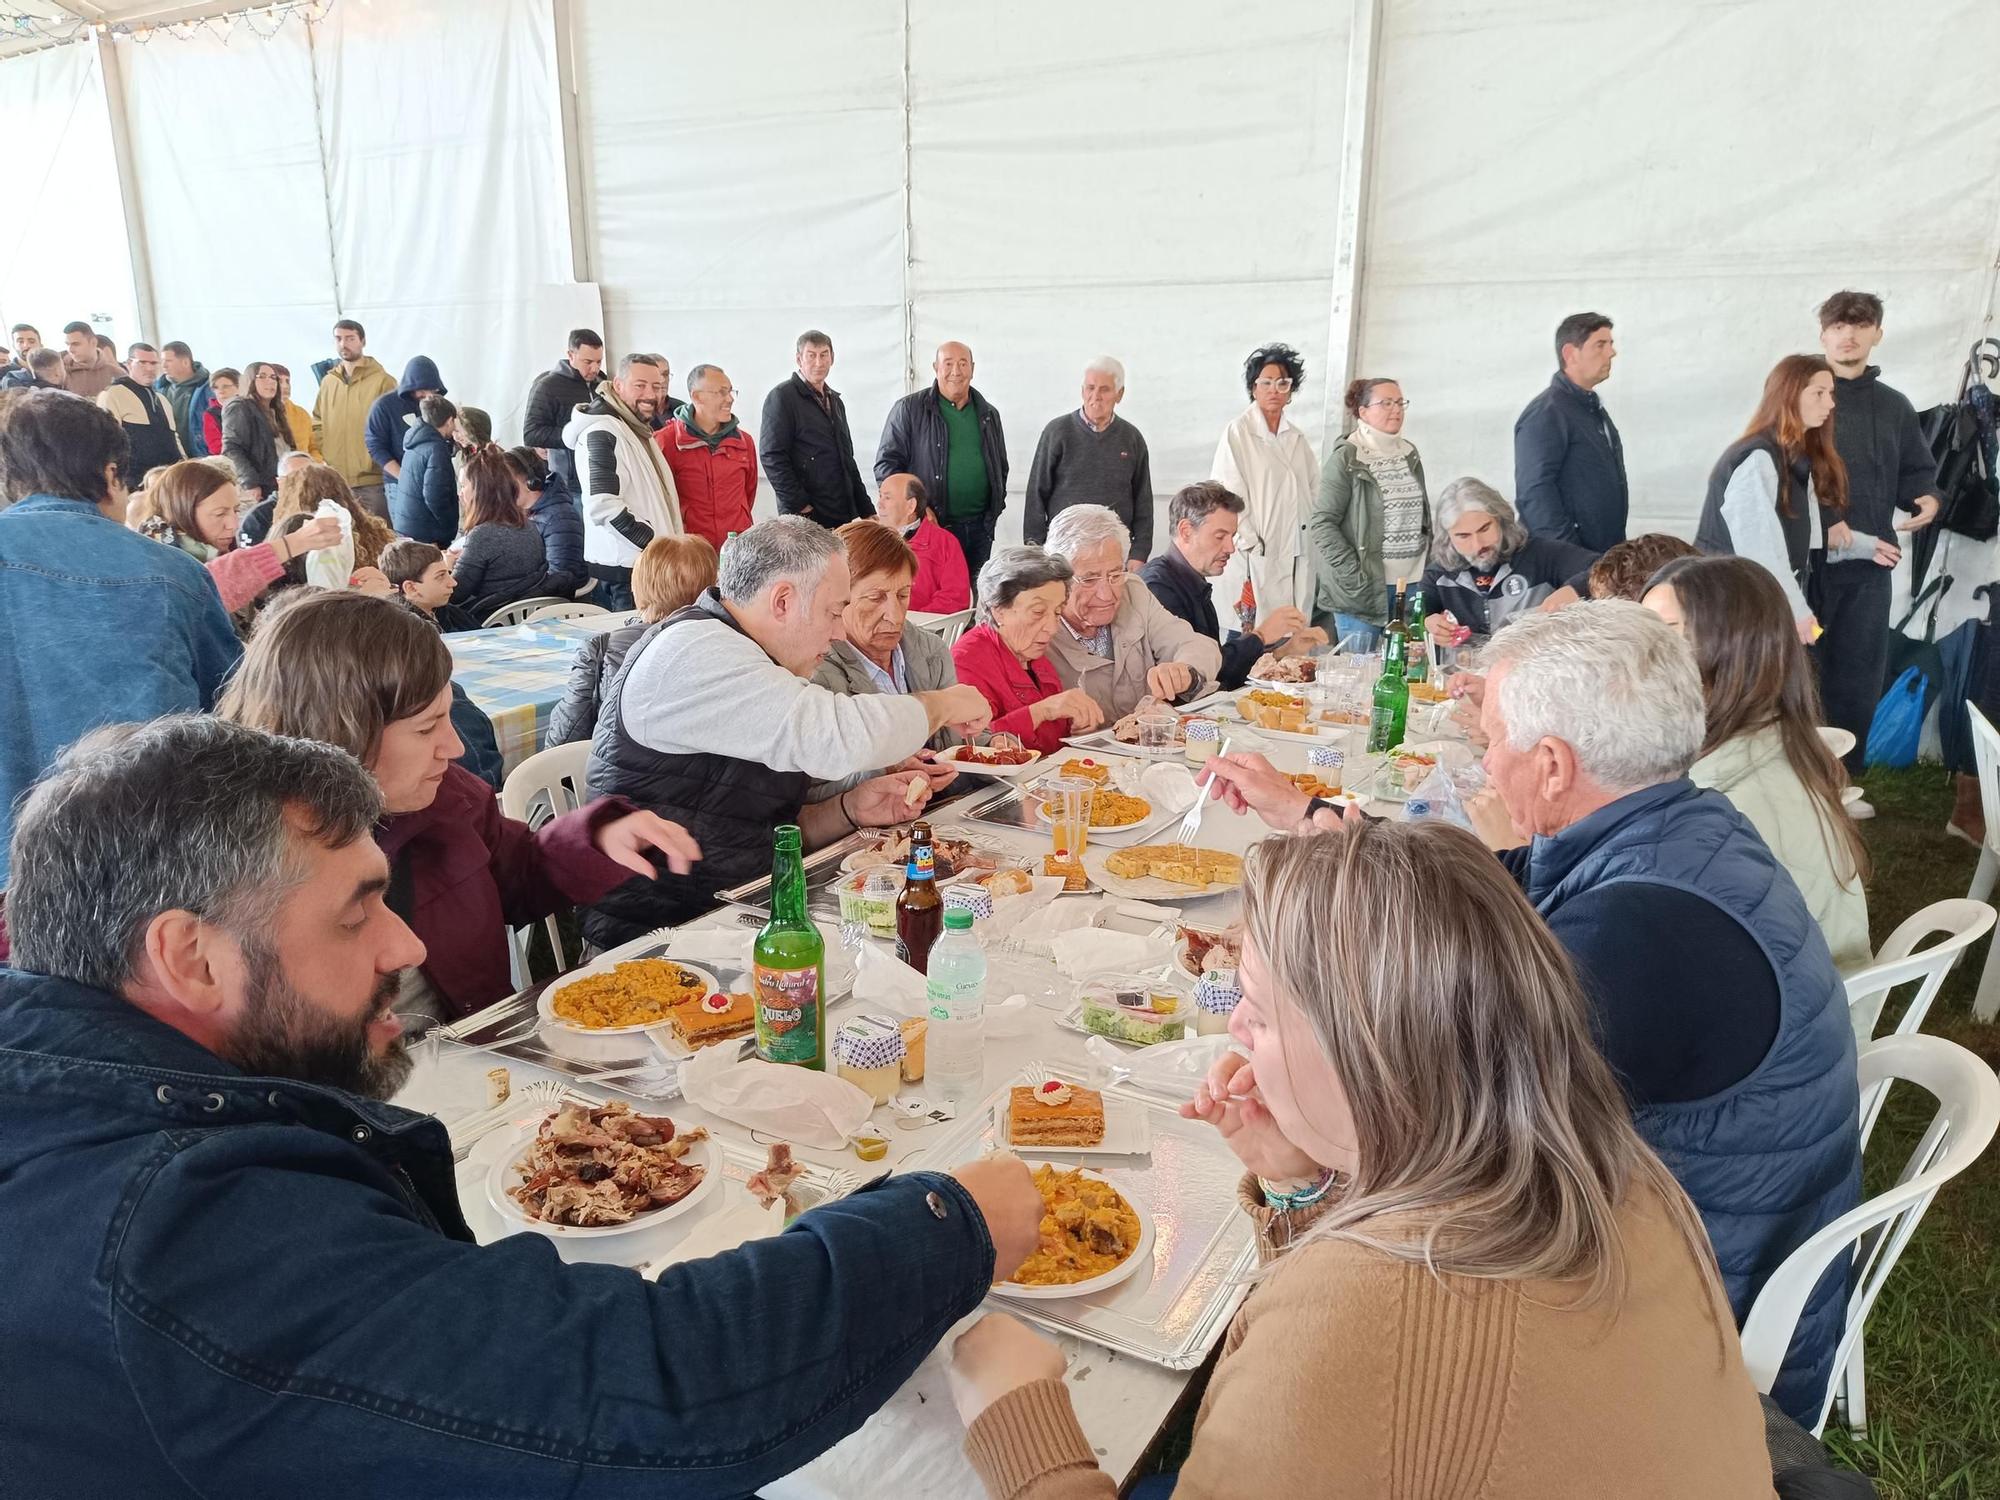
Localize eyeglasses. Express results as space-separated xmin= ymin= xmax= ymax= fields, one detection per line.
xmin=1366 ymin=398 xmax=1411 ymax=411
xmin=1070 ymin=570 xmax=1123 ymax=589
xmin=700 ymin=388 xmax=737 ymax=400
xmin=1253 ymin=377 xmax=1295 ymax=392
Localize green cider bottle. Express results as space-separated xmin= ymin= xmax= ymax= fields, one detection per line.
xmin=753 ymin=824 xmax=826 ymax=1069
xmin=1403 ymin=584 xmax=1430 ymax=686
xmin=1367 ymin=627 xmax=1410 ymax=754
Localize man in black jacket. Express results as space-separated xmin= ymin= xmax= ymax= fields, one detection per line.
xmin=1514 ymin=312 xmax=1628 ymax=552
xmin=1815 ymin=289 xmax=1941 ymax=789
xmin=760 ymin=329 xmax=873 ymax=528
xmin=1140 ymin=482 xmax=1314 ymax=689
xmin=521 ymin=328 xmax=605 ymax=491
xmin=875 ymin=341 xmax=1008 ymax=578
xmin=1419 ymin=477 xmax=1596 ymax=641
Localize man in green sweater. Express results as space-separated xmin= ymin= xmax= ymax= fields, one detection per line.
xmin=875 ymin=340 xmax=1009 ymax=579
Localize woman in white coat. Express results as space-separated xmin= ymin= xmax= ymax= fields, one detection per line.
xmin=1643 ymin=554 xmax=1872 ymax=973
xmin=1210 ymin=342 xmax=1319 ymax=620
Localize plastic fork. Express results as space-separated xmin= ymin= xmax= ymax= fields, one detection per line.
xmin=1168 ymin=737 xmax=1233 ymax=846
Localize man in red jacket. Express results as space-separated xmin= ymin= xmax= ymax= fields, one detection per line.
xmin=878 ymin=472 xmax=971 ymax=613
xmin=656 ymin=363 xmax=758 ymax=548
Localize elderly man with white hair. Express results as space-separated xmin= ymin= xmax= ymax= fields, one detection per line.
xmin=583 ymin=516 xmax=992 ymax=947
xmin=875 ymin=340 xmax=1008 ymax=580
xmin=1197 ymin=599 xmax=1860 ymax=1431
xmin=1416 ymin=476 xmax=1598 ymax=643
xmin=1022 ymin=356 xmax=1153 ymax=567
xmin=1041 ymin=504 xmax=1221 ymax=720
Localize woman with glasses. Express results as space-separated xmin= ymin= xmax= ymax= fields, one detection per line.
xmin=1210 ymin=342 xmax=1318 ymax=619
xmin=1307 ymin=377 xmax=1428 ymax=648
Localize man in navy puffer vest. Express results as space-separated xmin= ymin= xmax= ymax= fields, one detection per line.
xmin=1477 ymin=601 xmax=1861 ymax=1429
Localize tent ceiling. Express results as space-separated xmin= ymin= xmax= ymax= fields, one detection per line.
xmin=0 ymin=0 xmax=308 ymax=59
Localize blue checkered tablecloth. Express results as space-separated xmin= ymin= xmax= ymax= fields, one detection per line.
xmin=444 ymin=617 xmax=627 ymax=775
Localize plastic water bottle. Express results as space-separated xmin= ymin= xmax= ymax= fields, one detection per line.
xmin=925 ymin=907 xmax=986 ymax=1101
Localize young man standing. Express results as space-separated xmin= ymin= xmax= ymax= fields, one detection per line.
xmin=96 ymin=342 xmax=182 ymax=485
xmin=760 ymin=329 xmax=874 ymax=528
xmin=1816 ymin=289 xmax=1940 ymax=802
xmin=1514 ymin=312 xmax=1627 ymax=553
xmin=521 ymin=327 xmax=605 ymax=492
xmin=312 ymin=319 xmax=397 ymax=521
xmin=59 ymin=320 xmax=118 ymax=401
xmin=154 ymin=342 xmax=213 ymax=456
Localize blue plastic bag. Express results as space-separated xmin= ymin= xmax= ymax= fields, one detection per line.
xmin=1866 ymin=665 xmax=1928 ymax=769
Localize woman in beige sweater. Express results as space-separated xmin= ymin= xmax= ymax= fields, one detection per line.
xmin=951 ymin=820 xmax=1777 ymax=1499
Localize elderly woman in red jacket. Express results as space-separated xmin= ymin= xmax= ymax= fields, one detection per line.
xmin=879 ymin=473 xmax=970 ymax=614
xmin=950 ymin=546 xmax=1106 ymax=753
xmin=218 ymin=591 xmax=698 ymax=1019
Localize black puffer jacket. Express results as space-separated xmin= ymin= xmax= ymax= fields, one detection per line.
xmin=522 ymin=358 xmax=601 ymax=490
xmin=873 ymin=382 xmax=1009 ymax=524
xmin=547 ymin=621 xmax=645 ymax=746
xmin=220 ymin=397 xmax=282 ymax=500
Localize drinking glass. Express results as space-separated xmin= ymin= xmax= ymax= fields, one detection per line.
xmin=1043 ymin=774 xmax=1095 ymax=861
xmin=1136 ymin=708 xmax=1178 ymax=751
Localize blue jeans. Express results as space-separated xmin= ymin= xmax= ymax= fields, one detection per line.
xmin=1333 ymin=613 xmax=1383 ymax=651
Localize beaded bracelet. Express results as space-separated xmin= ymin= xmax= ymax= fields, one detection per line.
xmin=1260 ymin=1168 xmax=1336 ymax=1213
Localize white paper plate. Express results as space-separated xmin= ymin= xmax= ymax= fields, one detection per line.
xmin=1032 ymin=797 xmax=1155 ymax=835
xmin=1080 ymin=845 xmax=1243 ymax=901
xmin=536 ymin=968 xmax=724 ymax=1040
xmin=992 ymin=1085 xmax=1152 ymax=1157
xmin=990 ymin=1165 xmax=1156 ymax=1300
xmin=933 ymin=745 xmax=1047 ymax=779
xmin=485 ymin=1108 xmax=721 ymax=1264
xmin=1244 ymin=673 xmax=1321 ymax=693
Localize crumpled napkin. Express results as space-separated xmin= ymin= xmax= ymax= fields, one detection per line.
xmin=680 ymin=1039 xmax=873 ymax=1149
xmin=1138 ymin=760 xmax=1199 ymax=813
xmin=852 ymin=945 xmax=927 ymax=1017
xmin=1046 ymin=926 xmax=1176 ymax=978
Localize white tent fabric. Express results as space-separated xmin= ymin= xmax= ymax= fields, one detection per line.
xmin=0 ymin=44 xmax=137 ymax=343
xmin=1359 ymin=0 xmax=2000 ymax=536
xmin=575 ymin=0 xmax=909 ymax=472
xmin=117 ymin=24 xmax=336 ymax=371
xmin=6 ymin=0 xmax=2000 ymax=547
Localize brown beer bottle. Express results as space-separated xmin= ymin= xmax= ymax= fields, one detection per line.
xmin=895 ymin=821 xmax=944 ymax=973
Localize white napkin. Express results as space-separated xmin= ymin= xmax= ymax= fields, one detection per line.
xmin=1138 ymin=760 xmax=1198 ymax=813
xmin=977 ymin=875 xmax=1069 ymax=945
xmin=663 ymin=926 xmax=754 ymax=968
xmin=1046 ymin=927 xmax=1175 ymax=979
xmin=679 ymin=1042 xmax=873 ymax=1149
xmin=851 ymin=945 xmax=927 ymax=1017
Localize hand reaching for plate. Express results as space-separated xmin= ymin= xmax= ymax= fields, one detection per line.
xmin=846 ymin=771 xmax=934 ymax=826
xmin=948 ymin=1313 xmax=1068 ymax=1429
xmin=1035 ymin=687 xmax=1105 ymax=733
xmin=593 ymin=811 xmax=702 ymax=877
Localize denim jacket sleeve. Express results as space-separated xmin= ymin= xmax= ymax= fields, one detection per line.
xmin=108 ymin=1125 xmax=997 ymax=1497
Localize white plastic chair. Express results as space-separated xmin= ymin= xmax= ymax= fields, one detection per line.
xmin=1965 ymin=703 xmax=2000 ymax=1019
xmin=522 ymin=601 xmax=611 ymax=625
xmin=498 ymin=740 xmax=593 ymax=987
xmin=483 ymin=596 xmax=571 ymax=628
xmin=1844 ymin=898 xmax=1995 ymax=1047
xmin=1738 ymin=1033 xmax=2000 ymax=1437
xmin=1817 ymin=726 xmax=1857 ymax=761
xmin=914 ymin=607 xmax=973 ymax=646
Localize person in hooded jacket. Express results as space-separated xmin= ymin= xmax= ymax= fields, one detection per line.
xmin=364 ymin=354 xmax=445 ymax=504
xmin=507 ymin=445 xmax=585 ymax=598
xmin=656 ymin=362 xmax=758 ymax=548
xmin=390 ymin=395 xmax=461 ymax=546
xmin=154 ymin=342 xmax=213 ymax=457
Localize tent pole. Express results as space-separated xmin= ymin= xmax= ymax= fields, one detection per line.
xmin=302 ymin=11 xmax=343 ymax=316
xmin=1322 ymin=0 xmax=1382 ymax=454
xmin=551 ymin=0 xmax=590 ymax=285
xmin=95 ymin=32 xmax=159 ymax=344
xmin=900 ymin=0 xmax=915 ymax=390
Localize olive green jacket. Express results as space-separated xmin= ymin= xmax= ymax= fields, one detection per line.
xmin=1307 ymin=436 xmax=1428 ymax=626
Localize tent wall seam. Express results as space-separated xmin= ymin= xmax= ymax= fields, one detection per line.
xmin=302 ymin=13 xmax=342 ymax=315
xmin=95 ymin=33 xmax=158 ymax=342
xmin=1321 ymin=0 xmax=1381 ymax=456
xmin=899 ymin=0 xmax=914 ymax=390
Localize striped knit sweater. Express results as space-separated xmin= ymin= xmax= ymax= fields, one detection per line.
xmin=965 ymin=1177 xmax=1776 ymax=1499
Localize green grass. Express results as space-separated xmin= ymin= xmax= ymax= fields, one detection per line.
xmin=1819 ymin=765 xmax=2000 ymax=1498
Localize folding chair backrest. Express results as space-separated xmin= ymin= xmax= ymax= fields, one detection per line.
xmin=1738 ymin=1034 xmax=2000 ymax=1435
xmin=1842 ymin=897 xmax=1995 ymax=1056
xmin=522 ymin=601 xmax=611 ymax=625
xmin=498 ymin=740 xmax=594 ymax=983
xmin=483 ymin=596 xmax=570 ymax=628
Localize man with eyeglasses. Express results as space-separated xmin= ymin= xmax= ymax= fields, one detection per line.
xmin=657 ymin=362 xmax=759 ymax=549
xmin=1514 ymin=312 xmax=1628 ymax=553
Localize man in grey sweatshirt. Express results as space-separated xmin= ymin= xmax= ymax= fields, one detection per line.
xmin=583 ymin=517 xmax=992 ymax=946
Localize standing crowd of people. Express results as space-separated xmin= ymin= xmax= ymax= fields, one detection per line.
xmin=0 ymin=286 xmax=1949 ymax=1498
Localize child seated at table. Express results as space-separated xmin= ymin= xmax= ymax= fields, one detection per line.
xmin=381 ymin=538 xmax=481 ymax=634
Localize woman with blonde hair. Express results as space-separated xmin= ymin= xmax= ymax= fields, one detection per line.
xmin=139 ymin=458 xmax=341 ymax=615
xmin=950 ymin=820 xmax=1773 ymax=1498
xmin=548 ymin=533 xmax=719 ymax=745
xmin=263 ymin=461 xmax=396 ymax=572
